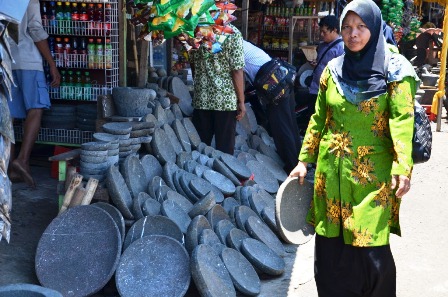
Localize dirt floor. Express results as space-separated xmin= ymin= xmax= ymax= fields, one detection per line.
xmin=1 ymin=114 xmax=448 ymax=297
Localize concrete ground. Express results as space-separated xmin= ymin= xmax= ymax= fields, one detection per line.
xmin=1 ymin=116 xmax=447 ymax=297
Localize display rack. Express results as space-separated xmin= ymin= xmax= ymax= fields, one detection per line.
xmin=288 ymin=15 xmax=322 ymax=63
xmin=14 ymin=0 xmax=121 ymax=146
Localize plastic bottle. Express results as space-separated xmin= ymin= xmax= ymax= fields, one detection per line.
xmin=95 ymin=38 xmax=104 ymax=69
xmin=55 ymin=2 xmax=64 ymax=34
xmin=63 ymin=37 xmax=71 ymax=67
xmin=49 ymin=1 xmax=57 ymax=29
xmin=60 ymin=69 xmax=67 ymax=99
xmin=105 ymin=38 xmax=112 ymax=69
xmin=79 ymin=37 xmax=88 ymax=68
xmin=55 ymin=37 xmax=64 ymax=67
xmin=87 ymin=3 xmax=95 ymax=35
xmin=41 ymin=1 xmax=49 ymax=27
xmin=83 ymin=71 xmax=92 ymax=100
xmin=64 ymin=2 xmax=72 ymax=34
xmin=104 ymin=3 xmax=112 ymax=35
xmin=48 ymin=37 xmax=55 ymax=58
xmin=94 ymin=4 xmax=103 ymax=35
xmin=87 ymin=38 xmax=96 ymax=69
xmin=71 ymin=3 xmax=79 ymax=34
xmin=67 ymin=70 xmax=75 ymax=99
xmin=74 ymin=71 xmax=83 ymax=100
xmin=79 ymin=3 xmax=88 ymax=35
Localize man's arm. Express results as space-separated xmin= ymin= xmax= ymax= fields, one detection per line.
xmin=34 ymin=39 xmax=60 ymax=88
xmin=231 ymin=68 xmax=245 ymax=121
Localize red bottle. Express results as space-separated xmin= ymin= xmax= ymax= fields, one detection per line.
xmin=79 ymin=3 xmax=88 ymax=35
xmin=87 ymin=3 xmax=95 ymax=34
xmin=94 ymin=4 xmax=103 ymax=35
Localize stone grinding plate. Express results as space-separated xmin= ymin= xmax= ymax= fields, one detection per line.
xmin=106 ymin=165 xmax=134 ymax=220
xmin=140 ymin=154 xmax=163 ymax=185
xmin=241 ymin=238 xmax=285 ymax=276
xmin=116 ymin=235 xmax=190 ymax=297
xmin=35 ymin=206 xmax=121 ymax=297
xmin=170 ymin=77 xmax=194 ymax=117
xmin=185 ymin=215 xmax=212 ymax=255
xmin=123 ymin=215 xmax=183 ymax=250
xmin=220 ymin=247 xmax=260 ymax=296
xmin=91 ymin=202 xmax=126 ymax=244
xmin=161 ymin=199 xmax=192 ymax=234
xmin=245 ymin=216 xmax=285 ymax=257
xmin=214 ymin=219 xmax=236 ymax=245
xmin=0 ymin=284 xmax=63 ymax=297
xmin=191 ymin=244 xmax=236 ymax=297
xmin=275 ymin=177 xmax=315 ymax=244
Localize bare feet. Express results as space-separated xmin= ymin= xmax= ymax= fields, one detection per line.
xmin=8 ymin=169 xmax=24 ymax=183
xmin=10 ymin=160 xmax=35 ymax=189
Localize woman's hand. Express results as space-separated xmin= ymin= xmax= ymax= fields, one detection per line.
xmin=289 ymin=161 xmax=308 ymax=185
xmin=391 ymin=175 xmax=411 ymax=198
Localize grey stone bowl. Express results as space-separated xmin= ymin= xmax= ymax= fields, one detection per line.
xmin=112 ymin=87 xmax=156 ymax=117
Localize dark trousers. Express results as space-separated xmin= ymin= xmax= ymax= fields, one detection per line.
xmin=315 ymin=234 xmax=396 ymax=297
xmin=192 ymin=109 xmax=237 ymax=155
xmin=266 ymin=91 xmax=301 ymax=174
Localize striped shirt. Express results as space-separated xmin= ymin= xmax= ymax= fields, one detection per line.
xmin=242 ymin=40 xmax=271 ymax=83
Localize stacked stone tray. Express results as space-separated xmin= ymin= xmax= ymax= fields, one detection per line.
xmin=80 ymin=141 xmax=114 ymax=182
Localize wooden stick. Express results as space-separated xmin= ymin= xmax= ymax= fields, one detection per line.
xmin=69 ymin=185 xmax=87 ymax=208
xmin=59 ymin=174 xmax=83 ymax=215
xmin=81 ymin=178 xmax=99 ymax=206
xmin=64 ymin=166 xmax=77 ymax=192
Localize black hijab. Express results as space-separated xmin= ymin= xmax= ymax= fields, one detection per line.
xmin=330 ymin=0 xmax=389 ymax=103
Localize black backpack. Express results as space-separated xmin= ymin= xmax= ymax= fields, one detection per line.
xmin=412 ymin=100 xmax=432 ymax=164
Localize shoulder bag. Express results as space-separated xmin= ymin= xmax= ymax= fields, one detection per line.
xmin=412 ymin=100 xmax=432 ymax=164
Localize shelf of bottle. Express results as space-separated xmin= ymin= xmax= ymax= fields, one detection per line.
xmin=43 ymin=21 xmax=116 ymax=37
xmin=14 ymin=125 xmax=93 ymax=146
xmin=261 ymin=47 xmax=289 ymax=52
xmin=53 ymin=52 xmax=115 ymax=69
xmin=49 ymin=84 xmax=111 ymax=101
xmin=41 ymin=0 xmax=114 ymax=3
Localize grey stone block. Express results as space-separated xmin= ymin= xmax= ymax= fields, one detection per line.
xmin=206 ymin=204 xmax=231 ymax=229
xmin=163 ymin=123 xmax=183 ymax=155
xmin=226 ymin=228 xmax=250 ymax=252
xmin=140 ymin=154 xmax=163 ymax=185
xmin=189 ymin=177 xmax=212 ymax=198
xmin=172 ymin=119 xmax=191 ymax=152
xmin=92 ymin=202 xmax=126 ymax=245
xmin=220 ymin=153 xmax=252 ymax=180
xmin=142 ymin=195 xmax=161 ymax=217
xmin=151 ymin=128 xmax=176 ymax=165
xmin=214 ymin=219 xmax=236 ymax=245
xmin=255 ymin=153 xmax=288 ymax=183
xmin=122 ymin=155 xmax=147 ymax=199
xmin=0 ymin=284 xmax=63 ymax=297
xmin=166 ymin=190 xmax=193 ymax=213
xmin=181 ymin=117 xmax=201 ymax=149
xmin=203 ymin=169 xmax=236 ymax=196
xmin=245 ymin=216 xmax=285 ymax=257
xmin=188 ymin=191 xmax=216 ymax=218
xmin=246 ymin=160 xmax=279 ymax=194
xmin=148 ymin=175 xmax=167 ymax=199
xmin=212 ymin=159 xmax=241 ymax=186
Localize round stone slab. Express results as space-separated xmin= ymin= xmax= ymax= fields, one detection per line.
xmin=142 ymin=196 xmax=162 ymax=216
xmin=123 ymin=215 xmax=183 ymax=250
xmin=162 ymin=162 xmax=180 ymax=191
xmin=226 ymin=228 xmax=251 ymax=252
xmin=122 ymin=155 xmax=147 ymax=198
xmin=132 ymin=192 xmax=149 ymax=220
xmin=166 ymin=190 xmax=193 ymax=213
xmin=245 ymin=216 xmax=285 ymax=257
xmin=185 ymin=215 xmax=212 ymax=255
xmin=140 ymin=154 xmax=163 ymax=184
xmin=163 ymin=123 xmax=183 ymax=155
xmin=191 ymin=244 xmax=236 ymax=297
xmin=116 ymin=235 xmax=190 ymax=297
xmin=206 ymin=204 xmax=231 ymax=229
xmin=203 ymin=169 xmax=236 ymax=196
xmin=0 ymin=284 xmax=63 ymax=297
xmin=170 ymin=77 xmax=194 ymax=116
xmin=161 ymin=199 xmax=192 ymax=234
xmin=220 ymin=247 xmax=260 ymax=296
xmin=172 ymin=119 xmax=192 ymax=152
xmin=106 ymin=165 xmax=134 ymax=220
xmin=261 ymin=206 xmax=278 ymax=234
xmin=220 ymin=153 xmax=252 ymax=180
xmin=36 ymin=206 xmax=121 ymax=297
xmin=241 ymin=238 xmax=285 ymax=276
xmin=188 ymin=191 xmax=216 ymax=219
xmin=276 ymin=177 xmax=315 ymax=244
xmin=246 ymin=160 xmax=279 ymax=194
xmin=91 ymin=202 xmax=126 ymax=244
xmin=214 ymin=219 xmax=236 ymax=245
xmin=255 ymin=153 xmax=288 ymax=183
xmin=212 ymin=159 xmax=241 ymax=186
xmin=181 ymin=117 xmax=201 ymax=149
xmin=151 ymin=128 xmax=176 ymax=165
xmin=189 ymin=177 xmax=213 ymax=198
xmin=234 ymin=205 xmax=259 ymax=233
xmin=148 ymin=175 xmax=167 ymax=199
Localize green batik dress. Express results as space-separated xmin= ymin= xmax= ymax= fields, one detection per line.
xmin=188 ymin=24 xmax=245 ymax=111
xmin=299 ymin=54 xmax=417 ymax=247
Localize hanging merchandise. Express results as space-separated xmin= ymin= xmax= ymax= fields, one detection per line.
xmin=128 ymin=0 xmax=239 ymax=54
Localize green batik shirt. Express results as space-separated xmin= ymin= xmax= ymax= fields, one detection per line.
xmin=299 ymin=55 xmax=416 ymax=247
xmin=189 ymin=25 xmax=245 ymax=111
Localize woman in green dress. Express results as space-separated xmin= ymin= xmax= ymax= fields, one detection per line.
xmin=289 ymin=0 xmax=418 ymax=295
